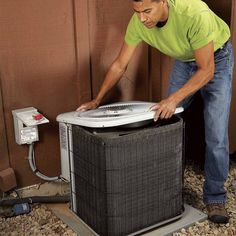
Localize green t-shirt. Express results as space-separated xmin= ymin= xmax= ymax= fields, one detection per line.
xmin=125 ymin=0 xmax=230 ymax=61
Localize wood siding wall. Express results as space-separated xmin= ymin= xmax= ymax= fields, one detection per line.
xmin=0 ymin=1 xmax=79 ymax=186
xmin=0 ymin=80 xmax=9 ymax=171
xmin=0 ymin=0 xmax=235 ymax=187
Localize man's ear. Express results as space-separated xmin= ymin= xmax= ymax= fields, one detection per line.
xmin=162 ymin=0 xmax=168 ymax=7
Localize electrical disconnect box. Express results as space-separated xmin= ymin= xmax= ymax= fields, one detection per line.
xmin=12 ymin=107 xmax=49 ymax=145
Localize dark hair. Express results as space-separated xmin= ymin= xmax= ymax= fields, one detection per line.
xmin=133 ymin=0 xmax=161 ymax=2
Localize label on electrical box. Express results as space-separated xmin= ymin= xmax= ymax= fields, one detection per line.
xmin=20 ymin=127 xmax=37 ymax=143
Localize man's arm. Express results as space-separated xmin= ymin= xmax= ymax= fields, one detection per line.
xmin=151 ymin=41 xmax=215 ymax=121
xmin=77 ymin=42 xmax=137 ymax=111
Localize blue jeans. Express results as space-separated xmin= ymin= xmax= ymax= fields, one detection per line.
xmin=168 ymin=41 xmax=234 ymax=204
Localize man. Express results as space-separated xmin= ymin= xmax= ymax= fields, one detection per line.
xmin=78 ymin=0 xmax=234 ymax=223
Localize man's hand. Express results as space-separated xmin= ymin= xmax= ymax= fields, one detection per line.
xmin=150 ymin=97 xmax=178 ymax=121
xmin=76 ymin=99 xmax=100 ymax=112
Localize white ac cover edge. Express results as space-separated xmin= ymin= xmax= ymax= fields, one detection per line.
xmin=56 ymin=101 xmax=184 ymax=128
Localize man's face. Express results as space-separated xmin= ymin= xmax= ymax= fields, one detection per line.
xmin=133 ymin=0 xmax=166 ymax=28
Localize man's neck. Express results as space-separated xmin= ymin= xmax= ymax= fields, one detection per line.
xmin=156 ymin=20 xmax=167 ymax=28
xmin=156 ymin=1 xmax=169 ymax=28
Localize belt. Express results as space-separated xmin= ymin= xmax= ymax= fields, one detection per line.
xmin=214 ymin=40 xmax=229 ymax=54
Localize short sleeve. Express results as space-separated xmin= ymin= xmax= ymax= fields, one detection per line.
xmin=187 ymin=11 xmax=214 ymax=50
xmin=124 ymin=14 xmax=142 ymax=46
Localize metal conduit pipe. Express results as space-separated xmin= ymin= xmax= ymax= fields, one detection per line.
xmin=28 ymin=143 xmax=59 ymax=181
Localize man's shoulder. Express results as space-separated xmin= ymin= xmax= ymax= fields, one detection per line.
xmin=170 ymin=0 xmax=210 ymax=18
xmin=129 ymin=13 xmax=141 ymax=27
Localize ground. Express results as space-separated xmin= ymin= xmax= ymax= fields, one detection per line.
xmin=0 ymin=161 xmax=236 ymax=236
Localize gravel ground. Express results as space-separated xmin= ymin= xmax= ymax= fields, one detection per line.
xmin=0 ymin=204 xmax=75 ymax=236
xmin=0 ymin=161 xmax=235 ymax=236
xmin=173 ymin=160 xmax=236 ymax=236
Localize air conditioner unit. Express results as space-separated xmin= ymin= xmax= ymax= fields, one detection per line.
xmin=57 ymin=101 xmax=184 ymax=236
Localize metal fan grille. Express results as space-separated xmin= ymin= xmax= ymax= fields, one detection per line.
xmin=78 ymin=104 xmax=149 ymax=119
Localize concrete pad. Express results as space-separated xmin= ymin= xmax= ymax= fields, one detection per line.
xmin=47 ymin=203 xmax=98 ymax=236
xmin=139 ymin=204 xmax=207 ymax=236
xmin=47 ymin=203 xmax=207 ymax=236
xmin=16 ymin=181 xmax=70 ymax=198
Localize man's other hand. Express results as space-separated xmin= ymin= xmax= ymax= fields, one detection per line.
xmin=150 ymin=97 xmax=178 ymax=121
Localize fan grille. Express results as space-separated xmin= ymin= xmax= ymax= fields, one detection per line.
xmin=78 ymin=104 xmax=149 ymax=119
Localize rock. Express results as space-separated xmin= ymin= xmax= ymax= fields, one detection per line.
xmin=38 ymin=218 xmax=48 ymax=226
